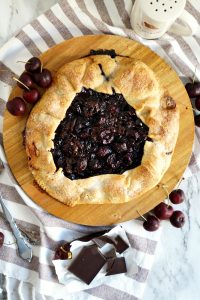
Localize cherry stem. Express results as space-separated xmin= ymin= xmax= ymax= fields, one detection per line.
xmin=192 ymin=64 xmax=198 ymax=84
xmin=136 ymin=210 xmax=147 ymax=222
xmin=60 ymin=245 xmax=69 ymax=254
xmin=13 ymin=77 xmax=30 ymax=90
xmin=16 ymin=60 xmax=30 ymax=64
xmin=161 ymin=184 xmax=170 ymax=206
xmin=177 ymin=101 xmax=196 ymax=112
xmin=40 ymin=63 xmax=43 ymax=73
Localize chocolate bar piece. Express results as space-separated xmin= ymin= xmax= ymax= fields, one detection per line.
xmin=92 ymin=235 xmax=116 ymax=248
xmin=68 ymin=245 xmax=106 ymax=284
xmin=115 ymin=236 xmax=129 ymax=254
xmin=106 ymin=257 xmax=127 ymax=276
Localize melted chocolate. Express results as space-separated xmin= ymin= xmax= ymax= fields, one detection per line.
xmin=52 ymin=88 xmax=149 ymax=180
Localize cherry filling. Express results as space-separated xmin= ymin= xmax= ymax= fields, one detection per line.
xmin=52 ymin=88 xmax=149 ymax=180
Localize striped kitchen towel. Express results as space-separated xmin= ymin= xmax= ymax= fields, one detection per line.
xmin=0 ymin=0 xmax=200 ymax=299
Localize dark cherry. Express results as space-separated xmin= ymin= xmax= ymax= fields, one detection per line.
xmin=185 ymin=82 xmax=200 ymax=98
xmin=154 ymin=202 xmax=174 ymax=220
xmin=6 ymin=97 xmax=26 ymax=116
xmin=195 ymin=97 xmax=200 ymax=111
xmin=32 ymin=68 xmax=52 ymax=88
xmin=97 ymin=146 xmax=112 ymax=157
xmin=195 ymin=115 xmax=200 ymax=127
xmin=143 ymin=215 xmax=160 ymax=232
xmin=170 ymin=211 xmax=185 ymax=228
xmin=169 ymin=189 xmax=185 ymax=204
xmin=23 ymin=88 xmax=40 ymax=104
xmin=18 ymin=72 xmax=34 ymax=89
xmin=0 ymin=232 xmax=4 ymax=247
xmin=54 ymin=243 xmax=71 ymax=260
xmin=25 ymin=57 xmax=41 ymax=73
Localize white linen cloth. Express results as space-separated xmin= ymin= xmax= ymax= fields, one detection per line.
xmin=0 ymin=0 xmax=200 ymax=299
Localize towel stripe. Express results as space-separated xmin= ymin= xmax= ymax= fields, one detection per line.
xmin=16 ymin=31 xmax=42 ymax=57
xmin=31 ymin=19 xmax=56 ymax=48
xmin=44 ymin=9 xmax=73 ymax=40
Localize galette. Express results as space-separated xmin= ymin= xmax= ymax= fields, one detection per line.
xmin=25 ymin=52 xmax=179 ymax=206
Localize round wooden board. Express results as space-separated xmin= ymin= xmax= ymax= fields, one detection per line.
xmin=3 ymin=35 xmax=194 ymax=226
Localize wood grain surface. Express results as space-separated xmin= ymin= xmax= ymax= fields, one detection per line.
xmin=3 ymin=35 xmax=194 ymax=226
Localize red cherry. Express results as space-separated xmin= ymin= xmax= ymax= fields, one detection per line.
xmin=6 ymin=97 xmax=26 ymax=116
xmin=185 ymin=82 xmax=200 ymax=98
xmin=25 ymin=57 xmax=41 ymax=73
xmin=195 ymin=97 xmax=200 ymax=111
xmin=170 ymin=211 xmax=185 ymax=228
xmin=32 ymin=68 xmax=52 ymax=88
xmin=17 ymin=72 xmax=34 ymax=89
xmin=169 ymin=189 xmax=185 ymax=204
xmin=143 ymin=215 xmax=160 ymax=232
xmin=154 ymin=202 xmax=174 ymax=220
xmin=195 ymin=115 xmax=200 ymax=127
xmin=23 ymin=88 xmax=40 ymax=104
xmin=54 ymin=243 xmax=71 ymax=260
xmin=0 ymin=232 xmax=4 ymax=247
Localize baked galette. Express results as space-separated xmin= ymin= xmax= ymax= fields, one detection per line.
xmin=25 ymin=53 xmax=179 ymax=206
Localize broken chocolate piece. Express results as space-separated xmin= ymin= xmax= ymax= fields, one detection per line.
xmin=115 ymin=236 xmax=129 ymax=254
xmin=106 ymin=257 xmax=127 ymax=276
xmin=68 ymin=245 xmax=106 ymax=284
xmin=92 ymin=235 xmax=116 ymax=248
xmin=78 ymin=230 xmax=108 ymax=243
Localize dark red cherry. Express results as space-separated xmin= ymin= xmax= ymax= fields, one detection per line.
xmin=154 ymin=202 xmax=174 ymax=220
xmin=0 ymin=232 xmax=4 ymax=247
xmin=54 ymin=243 xmax=71 ymax=260
xmin=17 ymin=72 xmax=34 ymax=89
xmin=195 ymin=97 xmax=200 ymax=111
xmin=25 ymin=57 xmax=41 ymax=73
xmin=170 ymin=211 xmax=185 ymax=228
xmin=143 ymin=215 xmax=160 ymax=232
xmin=185 ymin=82 xmax=200 ymax=98
xmin=23 ymin=88 xmax=40 ymax=104
xmin=32 ymin=68 xmax=52 ymax=88
xmin=195 ymin=115 xmax=200 ymax=127
xmin=6 ymin=97 xmax=26 ymax=116
xmin=169 ymin=189 xmax=185 ymax=204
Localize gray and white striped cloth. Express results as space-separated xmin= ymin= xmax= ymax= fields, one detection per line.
xmin=0 ymin=0 xmax=200 ymax=299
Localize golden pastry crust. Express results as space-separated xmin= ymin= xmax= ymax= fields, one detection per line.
xmin=25 ymin=55 xmax=179 ymax=206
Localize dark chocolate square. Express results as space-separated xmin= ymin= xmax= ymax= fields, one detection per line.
xmin=106 ymin=257 xmax=127 ymax=276
xmin=115 ymin=236 xmax=129 ymax=254
xmin=68 ymin=245 xmax=106 ymax=285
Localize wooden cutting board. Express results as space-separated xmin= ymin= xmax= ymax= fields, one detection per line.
xmin=3 ymin=35 xmax=194 ymax=226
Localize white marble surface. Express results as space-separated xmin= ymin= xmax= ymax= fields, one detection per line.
xmin=0 ymin=1 xmax=200 ymax=300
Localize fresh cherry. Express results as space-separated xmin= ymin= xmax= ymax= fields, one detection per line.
xmin=0 ymin=232 xmax=4 ymax=247
xmin=23 ymin=88 xmax=40 ymax=104
xmin=195 ymin=115 xmax=200 ymax=127
xmin=154 ymin=202 xmax=174 ymax=220
xmin=169 ymin=189 xmax=185 ymax=204
xmin=143 ymin=215 xmax=160 ymax=231
xmin=6 ymin=97 xmax=26 ymax=116
xmin=185 ymin=82 xmax=200 ymax=98
xmin=54 ymin=242 xmax=72 ymax=260
xmin=17 ymin=72 xmax=34 ymax=89
xmin=32 ymin=68 xmax=52 ymax=88
xmin=25 ymin=57 xmax=41 ymax=73
xmin=170 ymin=211 xmax=185 ymax=228
xmin=195 ymin=97 xmax=200 ymax=111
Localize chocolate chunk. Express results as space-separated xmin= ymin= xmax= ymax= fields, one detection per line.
xmin=92 ymin=235 xmax=116 ymax=248
xmin=106 ymin=257 xmax=127 ymax=276
xmin=115 ymin=236 xmax=129 ymax=254
xmin=68 ymin=245 xmax=106 ymax=284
